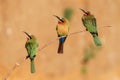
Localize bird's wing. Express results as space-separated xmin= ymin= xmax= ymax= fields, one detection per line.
xmin=82 ymin=16 xmax=97 ymax=33
xmin=25 ymin=40 xmax=33 ymax=55
xmin=92 ymin=17 xmax=97 ymax=28
xmin=25 ymin=40 xmax=38 ymax=57
xmin=91 ymin=17 xmax=98 ymax=35
xmin=56 ymin=25 xmax=60 ymax=37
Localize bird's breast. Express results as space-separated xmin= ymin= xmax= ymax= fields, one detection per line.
xmin=57 ymin=25 xmax=69 ymax=36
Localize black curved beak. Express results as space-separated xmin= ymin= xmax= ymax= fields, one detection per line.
xmin=53 ymin=15 xmax=64 ymax=22
xmin=80 ymin=8 xmax=88 ymax=14
xmin=23 ymin=31 xmax=32 ymax=39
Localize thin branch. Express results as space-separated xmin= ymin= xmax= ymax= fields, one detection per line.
xmin=38 ymin=30 xmax=86 ymax=52
xmin=2 ymin=57 xmax=27 ymax=80
xmin=3 ymin=26 xmax=111 ymax=80
xmin=2 ymin=29 xmax=86 ymax=80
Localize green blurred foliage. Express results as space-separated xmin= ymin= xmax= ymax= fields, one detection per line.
xmin=63 ymin=8 xmax=74 ymax=21
xmin=81 ymin=66 xmax=87 ymax=74
xmin=81 ymin=45 xmax=101 ymax=74
xmin=82 ymin=45 xmax=101 ymax=64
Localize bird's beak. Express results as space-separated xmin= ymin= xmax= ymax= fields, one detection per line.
xmin=80 ymin=8 xmax=88 ymax=14
xmin=53 ymin=15 xmax=64 ymax=22
xmin=23 ymin=31 xmax=32 ymax=39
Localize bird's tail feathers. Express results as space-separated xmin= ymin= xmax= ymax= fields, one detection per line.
xmin=58 ymin=37 xmax=67 ymax=53
xmin=92 ymin=34 xmax=102 ymax=46
xmin=30 ymin=59 xmax=35 ymax=73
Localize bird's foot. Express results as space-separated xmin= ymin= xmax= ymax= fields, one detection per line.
xmin=33 ymin=55 xmax=36 ymax=58
xmin=26 ymin=55 xmax=30 ymax=59
xmin=86 ymin=29 xmax=88 ymax=31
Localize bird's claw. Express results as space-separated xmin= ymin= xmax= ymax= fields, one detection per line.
xmin=26 ymin=55 xmax=29 ymax=59
xmin=86 ymin=29 xmax=88 ymax=31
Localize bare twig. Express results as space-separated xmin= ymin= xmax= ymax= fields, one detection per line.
xmin=3 ymin=25 xmax=111 ymax=80
xmin=104 ymin=25 xmax=112 ymax=27
xmin=2 ymin=57 xmax=27 ymax=80
xmin=38 ymin=30 xmax=86 ymax=52
xmin=2 ymin=29 xmax=86 ymax=80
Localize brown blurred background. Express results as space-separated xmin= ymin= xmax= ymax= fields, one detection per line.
xmin=0 ymin=0 xmax=120 ymax=80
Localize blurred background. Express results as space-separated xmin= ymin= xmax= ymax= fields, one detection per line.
xmin=0 ymin=0 xmax=120 ymax=80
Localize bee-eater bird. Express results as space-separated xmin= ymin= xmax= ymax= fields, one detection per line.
xmin=24 ymin=32 xmax=39 ymax=73
xmin=54 ymin=15 xmax=70 ymax=53
xmin=80 ymin=9 xmax=102 ymax=46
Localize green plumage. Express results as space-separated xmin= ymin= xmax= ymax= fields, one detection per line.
xmin=25 ymin=34 xmax=38 ymax=73
xmin=82 ymin=15 xmax=102 ymax=46
xmin=31 ymin=59 xmax=35 ymax=73
xmin=93 ymin=34 xmax=102 ymax=46
xmin=25 ymin=38 xmax=38 ymax=59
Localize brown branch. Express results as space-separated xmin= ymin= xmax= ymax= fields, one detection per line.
xmin=2 ymin=57 xmax=27 ymax=80
xmin=38 ymin=30 xmax=86 ymax=52
xmin=2 ymin=29 xmax=86 ymax=80
xmin=3 ymin=25 xmax=111 ymax=80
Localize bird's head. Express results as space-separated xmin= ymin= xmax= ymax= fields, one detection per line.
xmin=53 ymin=15 xmax=66 ymax=24
xmin=80 ymin=8 xmax=91 ymax=16
xmin=30 ymin=35 xmax=36 ymax=39
xmin=23 ymin=31 xmax=32 ymax=40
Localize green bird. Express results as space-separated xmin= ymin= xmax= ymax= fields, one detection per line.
xmin=80 ymin=9 xmax=102 ymax=46
xmin=24 ymin=32 xmax=39 ymax=73
xmin=54 ymin=15 xmax=70 ymax=53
